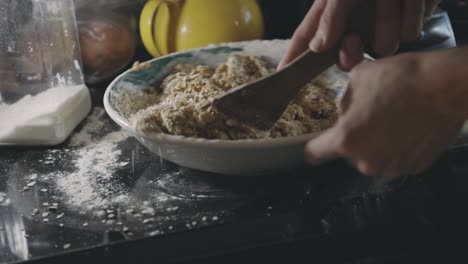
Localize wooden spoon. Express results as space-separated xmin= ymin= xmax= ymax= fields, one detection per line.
xmin=207 ymin=48 xmax=339 ymax=130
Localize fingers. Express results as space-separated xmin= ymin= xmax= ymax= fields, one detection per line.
xmin=278 ymin=0 xmax=360 ymax=69
xmin=281 ymin=0 xmax=430 ymax=68
xmin=339 ymin=2 xmax=373 ymax=71
xmin=309 ymin=0 xmax=356 ymax=52
xmin=339 ymin=33 xmax=364 ymax=71
xmin=338 ymin=82 xmax=353 ymax=115
xmin=305 ymin=125 xmax=342 ymax=165
xmin=374 ymin=0 xmax=401 ymax=56
xmin=424 ymin=0 xmax=441 ymax=19
xmin=401 ymin=0 xmax=425 ymax=42
xmin=277 ymin=0 xmax=326 ymax=70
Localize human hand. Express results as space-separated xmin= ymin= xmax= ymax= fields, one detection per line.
xmin=305 ymin=51 xmax=466 ymax=178
xmin=277 ymin=0 xmax=441 ymax=71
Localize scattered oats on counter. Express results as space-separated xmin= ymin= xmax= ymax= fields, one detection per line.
xmin=114 ymin=54 xmax=339 ymax=140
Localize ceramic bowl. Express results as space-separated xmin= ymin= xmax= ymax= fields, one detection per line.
xmin=104 ymin=40 xmax=349 ymax=175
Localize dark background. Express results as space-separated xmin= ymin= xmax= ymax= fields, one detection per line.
xmin=259 ymin=0 xmax=468 ymax=42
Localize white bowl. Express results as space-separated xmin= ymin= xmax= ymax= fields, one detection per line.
xmin=104 ymin=40 xmax=348 ymax=176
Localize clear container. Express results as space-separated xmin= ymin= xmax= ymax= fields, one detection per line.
xmin=0 ymin=0 xmax=91 ymax=146
xmin=74 ymin=0 xmax=142 ymax=84
xmin=76 ymin=10 xmax=137 ymax=84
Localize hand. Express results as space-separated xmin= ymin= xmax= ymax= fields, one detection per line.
xmin=277 ymin=0 xmax=441 ymax=71
xmin=305 ymin=51 xmax=466 ymax=178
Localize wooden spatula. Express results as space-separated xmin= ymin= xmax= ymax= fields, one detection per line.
xmin=208 ymin=48 xmax=339 ymax=130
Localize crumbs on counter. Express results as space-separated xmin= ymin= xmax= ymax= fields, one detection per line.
xmin=15 ymin=107 xmax=229 ymax=236
xmin=0 ymin=193 xmax=6 ymax=204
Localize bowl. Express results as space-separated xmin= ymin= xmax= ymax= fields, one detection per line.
xmin=104 ymin=40 xmax=349 ymax=176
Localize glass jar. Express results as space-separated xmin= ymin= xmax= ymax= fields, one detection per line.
xmin=0 ymin=0 xmax=91 ymax=145
xmin=74 ymin=0 xmax=142 ymax=84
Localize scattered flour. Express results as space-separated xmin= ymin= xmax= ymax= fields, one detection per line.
xmin=68 ymin=108 xmax=108 ymax=146
xmin=31 ymin=108 xmax=183 ymax=214
xmin=12 ymin=108 xmax=130 ymax=210
xmin=33 ymin=108 xmax=133 ymax=211
xmin=21 ymin=108 xmax=228 ymax=225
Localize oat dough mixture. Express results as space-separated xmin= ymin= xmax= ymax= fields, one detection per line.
xmin=125 ymin=54 xmax=338 ymax=140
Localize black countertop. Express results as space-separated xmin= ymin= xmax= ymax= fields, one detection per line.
xmin=2 ymin=88 xmax=468 ymax=264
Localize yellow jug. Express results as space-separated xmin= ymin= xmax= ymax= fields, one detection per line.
xmin=140 ymin=0 xmax=264 ymax=57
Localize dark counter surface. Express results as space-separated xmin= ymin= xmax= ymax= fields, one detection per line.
xmin=2 ymin=84 xmax=468 ymax=264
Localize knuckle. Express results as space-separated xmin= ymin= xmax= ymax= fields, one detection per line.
xmin=293 ymin=17 xmax=317 ymax=41
xmin=320 ymin=13 xmax=332 ymax=35
xmin=293 ymin=27 xmax=311 ymax=43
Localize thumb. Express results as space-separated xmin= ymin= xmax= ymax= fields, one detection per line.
xmin=305 ymin=126 xmax=342 ymax=165
xmin=339 ymin=33 xmax=364 ymax=72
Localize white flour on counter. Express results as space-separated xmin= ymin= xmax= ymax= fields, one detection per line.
xmin=52 ymin=108 xmax=132 ymax=210
xmin=54 ymin=134 xmax=130 ymax=209
xmin=3 ymin=101 xmax=228 ymax=237
xmin=30 ymin=108 xmax=180 ymax=213
xmin=69 ymin=107 xmax=109 ymax=146
xmin=0 ymin=84 xmax=91 ymax=145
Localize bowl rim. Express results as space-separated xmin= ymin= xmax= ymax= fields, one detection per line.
xmin=103 ymin=41 xmax=331 ymax=150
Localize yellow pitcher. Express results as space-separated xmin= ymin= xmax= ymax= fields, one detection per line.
xmin=140 ymin=0 xmax=264 ymax=57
